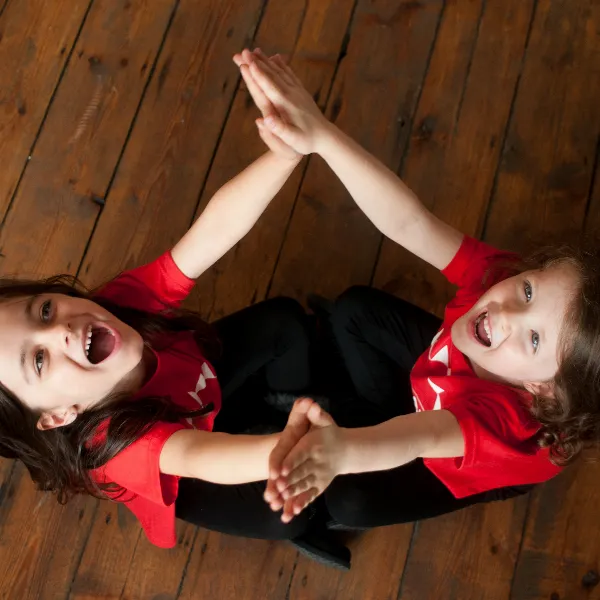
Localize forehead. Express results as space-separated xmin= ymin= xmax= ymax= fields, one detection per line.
xmin=525 ymin=262 xmax=579 ymax=301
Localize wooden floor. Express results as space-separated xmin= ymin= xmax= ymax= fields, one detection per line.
xmin=0 ymin=0 xmax=599 ymax=598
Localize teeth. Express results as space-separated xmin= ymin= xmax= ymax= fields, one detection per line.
xmin=85 ymin=325 xmax=92 ymax=357
xmin=474 ymin=311 xmax=491 ymax=345
xmin=483 ymin=316 xmax=491 ymax=341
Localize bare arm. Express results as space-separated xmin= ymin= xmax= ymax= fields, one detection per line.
xmin=171 ymin=150 xmax=300 ymax=279
xmin=160 ymin=429 xmax=280 ymax=484
xmin=265 ymin=406 xmax=464 ymax=522
xmin=337 ymin=409 xmax=464 ymax=475
xmin=242 ymin=51 xmax=463 ymax=271
xmin=316 ymin=125 xmax=463 ymax=271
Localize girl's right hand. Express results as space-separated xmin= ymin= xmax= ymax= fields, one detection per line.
xmin=265 ymin=398 xmax=344 ymax=523
xmin=233 ymin=49 xmax=301 ymax=161
xmin=240 ymin=48 xmax=332 ymax=156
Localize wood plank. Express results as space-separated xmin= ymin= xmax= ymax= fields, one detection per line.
xmin=287 ymin=526 xmax=411 ymax=600
xmin=79 ymin=0 xmax=266 ymax=288
xmin=69 ymin=503 xmax=200 ymax=600
xmin=268 ymin=0 xmax=443 ymax=302
xmin=72 ymin=0 xmax=268 ymax=597
xmin=119 ymin=526 xmax=203 ymax=600
xmin=0 ymin=0 xmax=176 ymax=278
xmin=495 ymin=2 xmax=600 ymax=599
xmin=584 ymin=143 xmax=600 ymax=235
xmin=368 ymin=2 xmax=538 ymax=599
xmin=178 ymin=532 xmax=294 ymax=600
xmin=264 ymin=1 xmax=442 ymax=597
xmin=188 ymin=0 xmax=356 ymax=320
xmin=483 ymin=0 xmax=600 ymax=252
xmin=510 ymin=465 xmax=600 ymax=600
xmin=0 ymin=2 xmax=176 ymax=599
xmin=400 ymin=500 xmax=528 ymax=599
xmin=0 ymin=0 xmax=90 ymax=217
xmin=0 ymin=464 xmax=97 ymax=600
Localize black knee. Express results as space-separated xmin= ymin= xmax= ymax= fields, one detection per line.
xmin=264 ymin=296 xmax=310 ymax=345
xmin=324 ymin=476 xmax=373 ymax=529
xmin=331 ymin=286 xmax=377 ymax=334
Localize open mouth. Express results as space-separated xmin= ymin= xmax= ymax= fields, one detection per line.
xmin=84 ymin=324 xmax=117 ymax=364
xmin=474 ymin=311 xmax=492 ymax=347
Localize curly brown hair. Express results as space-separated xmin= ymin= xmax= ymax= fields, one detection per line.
xmin=498 ymin=243 xmax=600 ymax=465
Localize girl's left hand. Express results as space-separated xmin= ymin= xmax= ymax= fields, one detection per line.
xmin=265 ymin=399 xmax=344 ymax=523
xmin=233 ymin=49 xmax=300 ymax=161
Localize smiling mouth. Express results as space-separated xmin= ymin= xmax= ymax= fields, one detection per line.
xmin=84 ymin=324 xmax=116 ymax=364
xmin=474 ymin=311 xmax=492 ymax=347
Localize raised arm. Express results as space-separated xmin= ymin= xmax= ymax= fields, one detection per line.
xmin=240 ymin=49 xmax=463 ymax=271
xmin=170 ymin=53 xmax=301 ymax=280
xmin=171 ymin=150 xmax=300 ymax=279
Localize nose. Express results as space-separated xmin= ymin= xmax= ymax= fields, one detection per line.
xmin=495 ymin=300 xmax=527 ymax=339
xmin=37 ymin=319 xmax=75 ymax=353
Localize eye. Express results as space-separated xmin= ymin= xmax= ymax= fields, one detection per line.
xmin=531 ymin=331 xmax=540 ymax=353
xmin=34 ymin=350 xmax=44 ymax=375
xmin=40 ymin=300 xmax=52 ymax=323
xmin=524 ymin=281 xmax=533 ymax=302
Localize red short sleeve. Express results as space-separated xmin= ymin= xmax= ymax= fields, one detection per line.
xmin=422 ymin=394 xmax=561 ymax=497
xmin=445 ymin=395 xmax=536 ymax=470
xmin=96 ymin=252 xmax=195 ymax=313
xmin=441 ymin=236 xmax=518 ymax=294
xmin=100 ymin=421 xmax=186 ymax=506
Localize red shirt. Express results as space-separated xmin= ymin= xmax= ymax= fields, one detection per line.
xmin=411 ymin=236 xmax=561 ymax=497
xmin=90 ymin=252 xmax=221 ymax=548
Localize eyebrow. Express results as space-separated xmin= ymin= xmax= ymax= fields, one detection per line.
xmin=20 ymin=295 xmax=38 ymax=385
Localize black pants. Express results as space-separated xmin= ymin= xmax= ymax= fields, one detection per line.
xmin=175 ymin=297 xmax=314 ymax=540
xmin=322 ymin=286 xmax=533 ymax=529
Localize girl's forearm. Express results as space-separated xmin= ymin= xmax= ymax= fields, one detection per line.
xmin=337 ymin=411 xmax=464 ymax=476
xmin=314 ymin=124 xmax=462 ymax=270
xmin=316 ymin=124 xmax=426 ymax=237
xmin=172 ymin=151 xmax=301 ymax=279
xmin=161 ymin=429 xmax=280 ymax=484
xmin=188 ymin=431 xmax=281 ymax=484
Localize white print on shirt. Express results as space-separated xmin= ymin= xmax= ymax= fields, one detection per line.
xmin=413 ymin=328 xmax=451 ymax=412
xmin=185 ymin=362 xmax=216 ymax=426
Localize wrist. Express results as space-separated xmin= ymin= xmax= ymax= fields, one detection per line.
xmin=269 ymin=149 xmax=302 ymax=167
xmin=313 ymin=120 xmax=342 ymax=158
xmin=336 ymin=427 xmax=356 ymax=475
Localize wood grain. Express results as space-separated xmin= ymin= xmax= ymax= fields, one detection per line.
xmin=0 ymin=0 xmax=90 ymax=217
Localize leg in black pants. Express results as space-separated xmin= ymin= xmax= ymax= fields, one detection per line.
xmin=323 ymin=286 xmax=532 ymax=529
xmin=176 ymin=297 xmax=311 ymax=540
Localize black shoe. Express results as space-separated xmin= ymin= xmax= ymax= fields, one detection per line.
xmin=290 ymin=529 xmax=351 ymax=571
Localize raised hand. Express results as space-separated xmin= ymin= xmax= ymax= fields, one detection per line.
xmin=235 ymin=48 xmax=331 ymax=156
xmin=265 ymin=397 xmax=343 ymax=523
xmin=233 ymin=49 xmax=300 ymax=161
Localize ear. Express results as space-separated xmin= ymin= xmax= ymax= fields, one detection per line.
xmin=36 ymin=408 xmax=78 ymax=431
xmin=524 ymin=381 xmax=555 ymax=398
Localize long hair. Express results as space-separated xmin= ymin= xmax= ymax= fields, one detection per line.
xmin=490 ymin=243 xmax=600 ymax=465
xmin=0 ymin=275 xmax=219 ymax=503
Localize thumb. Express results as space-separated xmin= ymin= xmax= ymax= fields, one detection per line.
xmin=268 ymin=397 xmax=314 ymax=479
xmin=263 ymin=115 xmax=302 ymax=148
xmin=306 ymin=403 xmax=335 ymax=428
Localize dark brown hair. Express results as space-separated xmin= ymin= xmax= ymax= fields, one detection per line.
xmin=0 ymin=275 xmax=219 ymax=503
xmin=494 ymin=243 xmax=600 ymax=465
